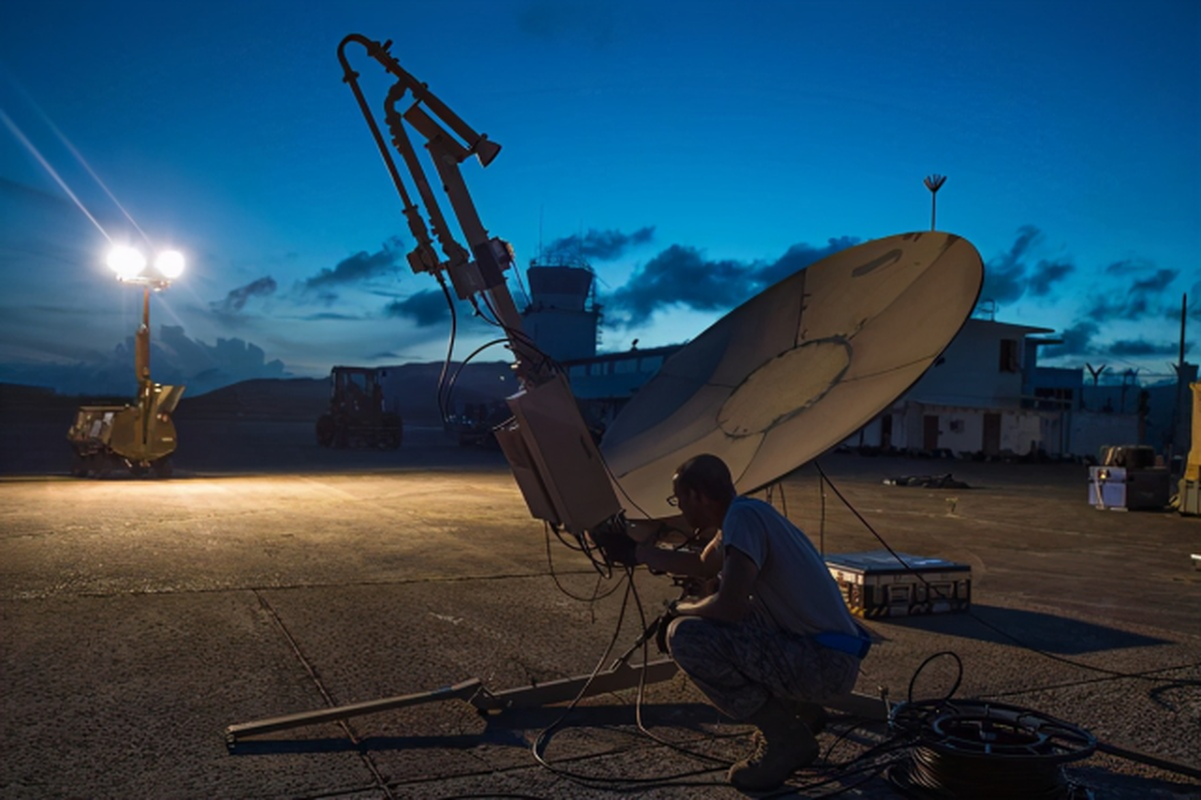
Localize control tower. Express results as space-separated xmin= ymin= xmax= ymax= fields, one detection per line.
xmin=521 ymin=262 xmax=601 ymax=363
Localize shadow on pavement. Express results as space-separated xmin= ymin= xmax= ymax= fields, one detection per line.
xmin=874 ymin=604 xmax=1170 ymax=654
xmin=227 ymin=701 xmax=728 ymax=756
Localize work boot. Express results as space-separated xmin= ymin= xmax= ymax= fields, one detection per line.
xmin=728 ymin=701 xmax=820 ymax=791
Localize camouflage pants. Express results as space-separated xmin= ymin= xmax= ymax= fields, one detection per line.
xmin=667 ymin=615 xmax=859 ymax=721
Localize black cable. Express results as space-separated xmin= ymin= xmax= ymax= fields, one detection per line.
xmin=441 ymin=336 xmax=509 ymax=425
xmin=979 ymin=660 xmax=1201 ymax=700
xmin=904 ymin=743 xmax=1072 ymax=799
xmin=626 ymin=577 xmax=740 ymax=768
xmin=434 ymin=274 xmax=458 ymax=425
xmin=818 ymin=467 xmax=826 ymax=556
xmin=812 ymin=460 xmax=1201 ymax=689
xmin=529 ymin=572 xmax=729 ymax=789
xmin=906 ymin=651 xmax=963 ymax=705
xmin=543 ymin=522 xmax=623 ymax=604
xmin=476 ymin=293 xmax=565 ymax=377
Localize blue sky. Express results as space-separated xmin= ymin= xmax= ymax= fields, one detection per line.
xmin=0 ymin=0 xmax=1197 ymax=395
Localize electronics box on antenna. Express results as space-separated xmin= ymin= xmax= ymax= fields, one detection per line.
xmin=824 ymin=551 xmax=970 ymax=619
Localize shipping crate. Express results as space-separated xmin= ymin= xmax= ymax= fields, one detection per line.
xmin=825 ymin=550 xmax=970 ymax=618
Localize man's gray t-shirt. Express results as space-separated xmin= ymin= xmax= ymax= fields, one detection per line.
xmin=721 ymin=496 xmax=859 ymax=638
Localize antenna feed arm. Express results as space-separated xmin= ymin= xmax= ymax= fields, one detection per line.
xmin=343 ymin=34 xmax=501 ymax=167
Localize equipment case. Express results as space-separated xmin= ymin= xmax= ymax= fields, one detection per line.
xmin=824 ymin=550 xmax=971 ymax=618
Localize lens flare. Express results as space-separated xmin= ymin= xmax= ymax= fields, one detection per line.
xmin=107 ymin=245 xmax=146 ymax=280
xmin=155 ymin=250 xmax=185 ymax=279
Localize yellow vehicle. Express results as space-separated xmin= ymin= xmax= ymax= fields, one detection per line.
xmin=67 ymin=288 xmax=184 ymax=477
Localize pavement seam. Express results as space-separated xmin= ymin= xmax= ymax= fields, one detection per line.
xmin=253 ymin=588 xmax=398 ymax=800
xmin=37 ymin=570 xmax=600 ymax=600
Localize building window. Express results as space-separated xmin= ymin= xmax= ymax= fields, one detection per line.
xmin=999 ymin=339 xmax=1019 ymax=373
xmin=949 ymin=419 xmax=965 ymax=433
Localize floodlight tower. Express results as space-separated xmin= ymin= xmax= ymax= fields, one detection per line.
xmin=106 ymin=245 xmax=185 ymax=426
xmin=67 ymin=245 xmax=188 ymax=478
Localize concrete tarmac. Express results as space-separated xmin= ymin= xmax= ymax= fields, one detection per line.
xmin=2 ymin=418 xmax=1199 ymax=799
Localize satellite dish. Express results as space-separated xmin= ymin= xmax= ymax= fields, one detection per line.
xmin=601 ymin=231 xmax=983 ymax=519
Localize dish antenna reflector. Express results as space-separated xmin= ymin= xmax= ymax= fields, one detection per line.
xmin=601 ymin=231 xmax=983 ymax=519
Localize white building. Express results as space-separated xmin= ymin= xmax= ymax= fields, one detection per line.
xmin=849 ymin=319 xmax=1072 ymax=458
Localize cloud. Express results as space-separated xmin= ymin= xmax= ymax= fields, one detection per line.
xmin=980 ymin=225 xmax=1040 ymax=305
xmin=301 ymin=311 xmax=361 ymax=321
xmin=541 ymin=226 xmax=654 ymax=263
xmin=752 ymin=237 xmax=862 ymax=287
xmin=606 ymin=236 xmax=861 ymax=327
xmin=1107 ymin=338 xmax=1184 ymax=358
xmin=1187 ymin=282 xmax=1201 ymax=321
xmin=1085 ymin=261 xmax=1178 ymax=321
xmin=1037 ymin=318 xmax=1184 ymax=367
xmin=302 ymin=237 xmax=405 ymax=293
xmin=608 ymin=244 xmax=750 ymax=326
xmin=384 ymin=289 xmax=451 ymax=327
xmin=211 ymin=276 xmax=277 ymax=313
xmin=0 ymin=324 xmax=289 ymax=396
xmin=1026 ymin=258 xmax=1075 ymax=298
xmin=1041 ymin=320 xmax=1099 ymax=358
xmin=978 ymin=225 xmax=1082 ymax=308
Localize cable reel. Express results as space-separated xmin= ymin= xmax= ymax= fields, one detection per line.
xmin=888 ymin=699 xmax=1097 ymax=799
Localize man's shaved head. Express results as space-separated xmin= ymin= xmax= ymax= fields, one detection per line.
xmin=673 ymin=454 xmax=736 ymax=503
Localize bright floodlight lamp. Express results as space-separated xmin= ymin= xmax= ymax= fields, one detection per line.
xmin=107 ymin=245 xmax=185 ymax=287
xmin=155 ymin=249 xmax=186 ymax=279
xmin=107 ymin=244 xmax=147 ymax=281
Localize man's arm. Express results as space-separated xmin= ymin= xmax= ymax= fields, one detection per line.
xmin=674 ymin=546 xmax=758 ymax=623
xmin=636 ymin=528 xmax=723 ymax=579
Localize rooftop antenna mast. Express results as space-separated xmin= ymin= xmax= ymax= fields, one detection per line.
xmin=924 ymin=174 xmax=947 ymax=231
xmin=1170 ymin=292 xmax=1189 ymax=457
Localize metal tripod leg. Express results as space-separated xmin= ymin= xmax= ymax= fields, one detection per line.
xmin=224 ymin=679 xmax=484 ymax=745
xmin=225 ymin=616 xmax=679 ymax=746
xmin=224 ymin=614 xmax=888 ymax=746
xmin=472 ymin=657 xmax=679 ymax=712
xmin=224 ymin=659 xmax=680 ymax=746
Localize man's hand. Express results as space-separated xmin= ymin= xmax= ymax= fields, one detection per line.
xmin=655 ymin=599 xmax=680 ymax=655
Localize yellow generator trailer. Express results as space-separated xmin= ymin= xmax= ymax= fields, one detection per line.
xmin=67 ymin=384 xmax=185 ymax=478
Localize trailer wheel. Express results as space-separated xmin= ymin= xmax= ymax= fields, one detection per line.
xmin=153 ymin=457 xmax=173 ymax=479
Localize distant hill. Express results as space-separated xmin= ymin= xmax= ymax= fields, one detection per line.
xmin=1 ymin=361 xmax=516 ymax=426
xmin=179 ymin=378 xmax=329 ymax=420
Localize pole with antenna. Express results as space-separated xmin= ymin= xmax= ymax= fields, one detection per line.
xmin=924 ymin=174 xmax=947 ymax=231
xmin=1170 ymin=292 xmax=1188 ymax=460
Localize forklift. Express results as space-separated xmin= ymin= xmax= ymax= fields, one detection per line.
xmin=315 ymin=366 xmax=402 ymax=449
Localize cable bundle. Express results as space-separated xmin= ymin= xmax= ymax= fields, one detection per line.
xmin=888 ymin=699 xmax=1096 ymax=800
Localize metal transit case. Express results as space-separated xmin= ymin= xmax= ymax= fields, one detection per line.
xmin=824 ymin=550 xmax=971 ymax=618
xmin=601 ymin=232 xmax=985 ymax=519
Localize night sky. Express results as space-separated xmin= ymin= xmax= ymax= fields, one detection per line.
xmin=1 ymin=0 xmax=1197 ymax=396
